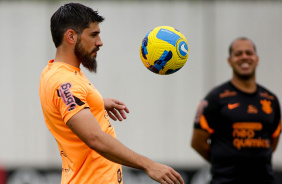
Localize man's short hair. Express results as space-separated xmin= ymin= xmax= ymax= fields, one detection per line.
xmin=50 ymin=3 xmax=104 ymax=48
xmin=228 ymin=37 xmax=257 ymax=56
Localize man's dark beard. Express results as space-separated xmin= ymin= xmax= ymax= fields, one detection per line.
xmin=234 ymin=69 xmax=255 ymax=80
xmin=74 ymin=38 xmax=98 ymax=73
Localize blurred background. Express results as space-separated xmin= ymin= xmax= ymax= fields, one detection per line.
xmin=1 ymin=0 xmax=282 ymax=183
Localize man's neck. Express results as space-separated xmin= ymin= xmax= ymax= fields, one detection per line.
xmin=231 ymin=76 xmax=257 ymax=94
xmin=54 ymin=47 xmax=80 ymax=68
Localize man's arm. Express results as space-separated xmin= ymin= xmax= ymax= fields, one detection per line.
xmin=67 ymin=108 xmax=184 ymax=184
xmin=191 ymin=128 xmax=211 ymax=163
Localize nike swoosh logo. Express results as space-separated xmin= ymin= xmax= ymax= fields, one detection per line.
xmin=228 ymin=103 xmax=240 ymax=110
xmin=181 ymin=44 xmax=188 ymax=54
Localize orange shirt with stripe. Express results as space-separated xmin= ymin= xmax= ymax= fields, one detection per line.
xmin=39 ymin=60 xmax=123 ymax=184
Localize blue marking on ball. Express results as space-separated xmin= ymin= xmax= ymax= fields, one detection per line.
xmin=156 ymin=28 xmax=180 ymax=46
xmin=141 ymin=31 xmax=151 ymax=59
xmin=178 ymin=41 xmax=188 ymax=57
xmin=149 ymin=50 xmax=172 ymax=73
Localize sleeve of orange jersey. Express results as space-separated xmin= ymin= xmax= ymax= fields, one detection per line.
xmin=54 ymin=78 xmax=89 ymax=123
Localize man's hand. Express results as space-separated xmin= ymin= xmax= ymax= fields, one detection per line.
xmin=104 ymin=98 xmax=129 ymax=121
xmin=145 ymin=162 xmax=185 ymax=184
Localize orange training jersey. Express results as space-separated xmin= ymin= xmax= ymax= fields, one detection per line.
xmin=39 ymin=60 xmax=123 ymax=184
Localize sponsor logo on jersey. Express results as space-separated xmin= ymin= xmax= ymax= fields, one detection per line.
xmin=259 ymin=92 xmax=274 ymax=100
xmin=247 ymin=105 xmax=258 ymax=114
xmin=219 ymin=90 xmax=237 ymax=98
xmin=260 ymin=99 xmax=272 ymax=114
xmin=117 ymin=168 xmax=122 ymax=183
xmin=232 ymin=122 xmax=270 ymax=150
xmin=228 ymin=103 xmax=240 ymax=110
xmin=57 ymin=82 xmax=85 ymax=111
xmin=58 ymin=83 xmax=77 ymax=111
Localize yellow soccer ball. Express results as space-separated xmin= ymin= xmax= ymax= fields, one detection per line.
xmin=140 ymin=26 xmax=189 ymax=75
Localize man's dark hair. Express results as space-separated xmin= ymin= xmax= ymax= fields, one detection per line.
xmin=51 ymin=3 xmax=104 ymax=48
xmin=228 ymin=37 xmax=257 ymax=56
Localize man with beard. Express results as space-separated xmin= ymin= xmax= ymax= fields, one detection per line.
xmin=191 ymin=37 xmax=281 ymax=184
xmin=39 ymin=3 xmax=184 ymax=184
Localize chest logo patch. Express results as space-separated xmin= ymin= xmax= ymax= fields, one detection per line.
xmin=260 ymin=99 xmax=272 ymax=114
xmin=247 ymin=105 xmax=258 ymax=114
xmin=228 ymin=103 xmax=240 ymax=110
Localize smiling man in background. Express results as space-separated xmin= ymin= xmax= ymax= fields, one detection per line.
xmin=191 ymin=37 xmax=281 ymax=184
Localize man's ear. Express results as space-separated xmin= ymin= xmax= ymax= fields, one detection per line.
xmin=227 ymin=57 xmax=232 ymax=67
xmin=256 ymin=55 xmax=259 ymax=67
xmin=64 ymin=29 xmax=77 ymax=45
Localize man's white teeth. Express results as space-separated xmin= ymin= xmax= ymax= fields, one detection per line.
xmin=241 ymin=63 xmax=250 ymax=68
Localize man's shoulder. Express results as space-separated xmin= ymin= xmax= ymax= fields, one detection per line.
xmin=40 ymin=64 xmax=83 ymax=94
xmin=257 ymin=83 xmax=279 ymax=102
xmin=42 ymin=64 xmax=76 ymax=82
xmin=213 ymin=81 xmax=231 ymax=91
xmin=206 ymin=81 xmax=232 ymax=98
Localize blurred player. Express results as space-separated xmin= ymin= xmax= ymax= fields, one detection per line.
xmin=191 ymin=37 xmax=281 ymax=184
xmin=39 ymin=3 xmax=184 ymax=184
